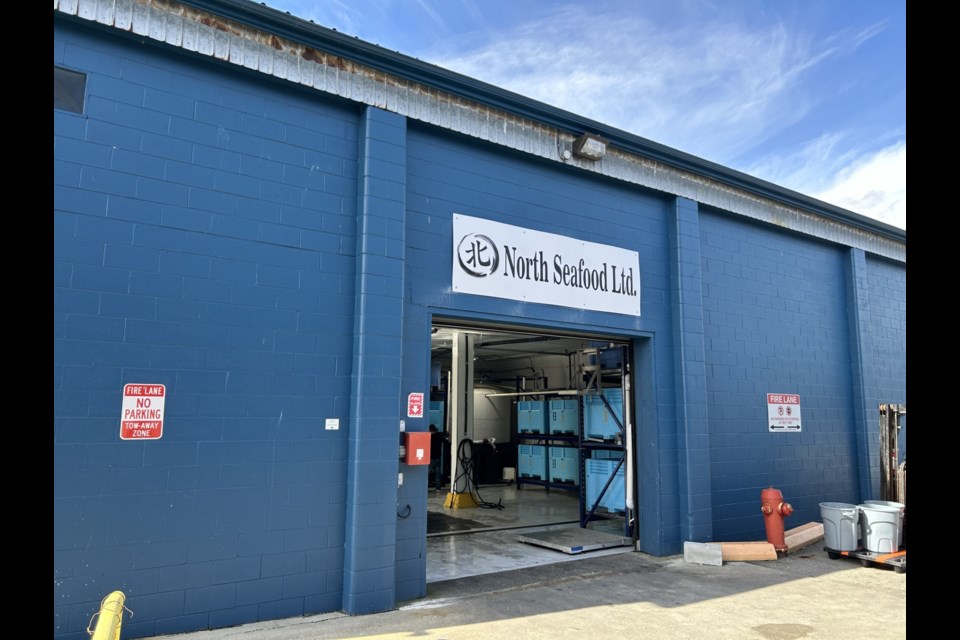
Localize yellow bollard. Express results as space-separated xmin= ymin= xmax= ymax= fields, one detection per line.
xmin=87 ymin=591 xmax=127 ymax=640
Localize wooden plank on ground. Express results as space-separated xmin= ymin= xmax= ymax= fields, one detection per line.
xmin=784 ymin=522 xmax=824 ymax=553
xmin=707 ymin=541 xmax=778 ymax=561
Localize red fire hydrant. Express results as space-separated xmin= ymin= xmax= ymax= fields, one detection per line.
xmin=760 ymin=487 xmax=793 ymax=551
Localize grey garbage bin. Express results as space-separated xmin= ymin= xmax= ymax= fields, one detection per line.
xmin=863 ymin=500 xmax=904 ymax=548
xmin=819 ymin=502 xmax=859 ymax=551
xmin=858 ymin=503 xmax=901 ymax=553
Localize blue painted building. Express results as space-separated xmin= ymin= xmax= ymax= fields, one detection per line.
xmin=54 ymin=1 xmax=906 ymax=637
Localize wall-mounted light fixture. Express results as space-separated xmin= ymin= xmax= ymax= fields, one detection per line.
xmin=572 ymin=133 xmax=607 ymax=161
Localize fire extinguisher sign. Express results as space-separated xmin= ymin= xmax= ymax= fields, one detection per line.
xmin=407 ymin=392 xmax=424 ymax=418
xmin=767 ymin=393 xmax=801 ymax=432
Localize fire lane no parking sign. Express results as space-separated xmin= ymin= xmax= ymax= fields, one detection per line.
xmin=120 ymin=384 xmax=166 ymax=440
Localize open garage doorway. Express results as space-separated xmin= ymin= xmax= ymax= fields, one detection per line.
xmin=425 ymin=319 xmax=638 ymax=582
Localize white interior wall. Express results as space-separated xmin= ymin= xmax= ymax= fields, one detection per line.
xmin=471 ymin=352 xmax=579 ymax=444
xmin=472 ymin=387 xmax=513 ymax=442
xmin=476 ymin=353 xmax=576 ymax=392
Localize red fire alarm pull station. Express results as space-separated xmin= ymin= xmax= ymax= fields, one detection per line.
xmin=403 ymin=432 xmax=431 ymax=465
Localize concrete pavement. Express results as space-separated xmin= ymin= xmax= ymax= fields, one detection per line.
xmin=148 ymin=547 xmax=906 ymax=639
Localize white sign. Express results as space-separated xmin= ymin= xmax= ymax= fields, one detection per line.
xmin=452 ymin=214 xmax=641 ymax=316
xmin=325 ymin=418 xmax=339 ymax=431
xmin=120 ymin=384 xmax=166 ymax=440
xmin=767 ymin=393 xmax=802 ymax=432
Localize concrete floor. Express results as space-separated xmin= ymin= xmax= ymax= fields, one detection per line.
xmin=150 ymin=546 xmax=907 ymax=640
xmin=146 ymin=484 xmax=909 ymax=640
xmin=426 ymin=483 xmax=633 ymax=582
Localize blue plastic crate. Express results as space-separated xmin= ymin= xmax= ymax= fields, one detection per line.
xmin=587 ymin=346 xmax=624 ymax=370
xmin=517 ymin=400 xmax=547 ymax=434
xmin=591 ymin=449 xmax=623 ymax=460
xmin=583 ymin=388 xmax=624 ymax=440
xmin=585 ymin=458 xmax=625 ymax=512
xmin=548 ymin=398 xmax=579 ymax=434
xmin=549 ymin=446 xmax=579 ymax=484
xmin=518 ymin=444 xmax=546 ymax=479
xmin=428 ymin=401 xmax=444 ymax=430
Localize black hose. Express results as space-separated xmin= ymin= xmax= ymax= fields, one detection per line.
xmin=453 ymin=438 xmax=504 ymax=510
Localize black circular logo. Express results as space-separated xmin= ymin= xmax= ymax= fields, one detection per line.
xmin=457 ymin=233 xmax=499 ymax=277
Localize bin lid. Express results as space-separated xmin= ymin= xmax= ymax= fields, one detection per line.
xmin=863 ymin=499 xmax=904 ymax=510
xmin=858 ymin=503 xmax=901 ymax=512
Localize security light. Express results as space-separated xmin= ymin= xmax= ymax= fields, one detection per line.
xmin=572 ymin=133 xmax=607 ymax=160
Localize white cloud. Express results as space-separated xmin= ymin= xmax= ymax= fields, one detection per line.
xmin=420 ymin=5 xmax=905 ymax=228
xmin=814 ymin=142 xmax=906 ymax=229
xmin=425 ymin=6 xmax=832 ymax=166
xmin=265 ymin=1 xmax=905 ymax=230
xmin=746 ymin=134 xmax=906 ymax=230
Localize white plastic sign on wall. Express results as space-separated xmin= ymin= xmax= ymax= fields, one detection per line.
xmin=120 ymin=384 xmax=166 ymax=440
xmin=767 ymin=393 xmax=801 ymax=432
xmin=452 ymin=213 xmax=641 ymax=316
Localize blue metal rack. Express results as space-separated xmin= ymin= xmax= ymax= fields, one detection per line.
xmin=511 ymin=346 xmax=633 ymax=539
xmin=578 ymin=345 xmax=630 ymax=535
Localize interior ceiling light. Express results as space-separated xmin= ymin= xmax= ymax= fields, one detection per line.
xmin=572 ymin=133 xmax=607 ymax=161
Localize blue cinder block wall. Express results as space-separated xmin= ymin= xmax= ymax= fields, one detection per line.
xmin=55 ymin=21 xmax=359 ymax=639
xmin=403 ymin=127 xmax=684 ymax=555
xmin=55 ymin=9 xmax=905 ymax=636
xmin=667 ymin=198 xmax=713 ymax=545
xmin=699 ymin=211 xmax=859 ymax=541
xmin=866 ymin=257 xmax=907 ymax=462
xmin=395 ymin=304 xmax=432 ymax=603
xmin=342 ymin=107 xmax=407 ymax=615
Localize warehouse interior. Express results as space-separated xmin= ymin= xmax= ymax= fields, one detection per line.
xmin=425 ymin=322 xmax=637 ymax=581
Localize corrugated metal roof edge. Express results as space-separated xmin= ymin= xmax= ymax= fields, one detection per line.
xmin=171 ymin=0 xmax=906 ymax=244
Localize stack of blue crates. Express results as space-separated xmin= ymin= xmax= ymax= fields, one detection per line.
xmin=583 ymin=388 xmax=624 ymax=440
xmin=517 ymin=400 xmax=547 ymax=434
xmin=548 ymin=398 xmax=579 ymax=434
xmin=549 ymin=446 xmax=579 ymax=484
xmin=518 ymin=444 xmax=546 ymax=479
xmin=585 ymin=458 xmax=625 ymax=513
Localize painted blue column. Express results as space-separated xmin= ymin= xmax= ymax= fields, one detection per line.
xmin=634 ymin=337 xmax=668 ymax=555
xmin=342 ymin=107 xmax=407 ymax=614
xmin=667 ymin=197 xmax=713 ymax=542
xmin=395 ymin=304 xmax=430 ymax=602
xmin=846 ymin=248 xmax=878 ymax=502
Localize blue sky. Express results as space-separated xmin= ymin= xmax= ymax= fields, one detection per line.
xmin=264 ymin=0 xmax=906 ymax=230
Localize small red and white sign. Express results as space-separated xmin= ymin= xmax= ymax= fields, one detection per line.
xmin=407 ymin=392 xmax=424 ymax=418
xmin=120 ymin=384 xmax=166 ymax=440
xmin=767 ymin=393 xmax=801 ymax=432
